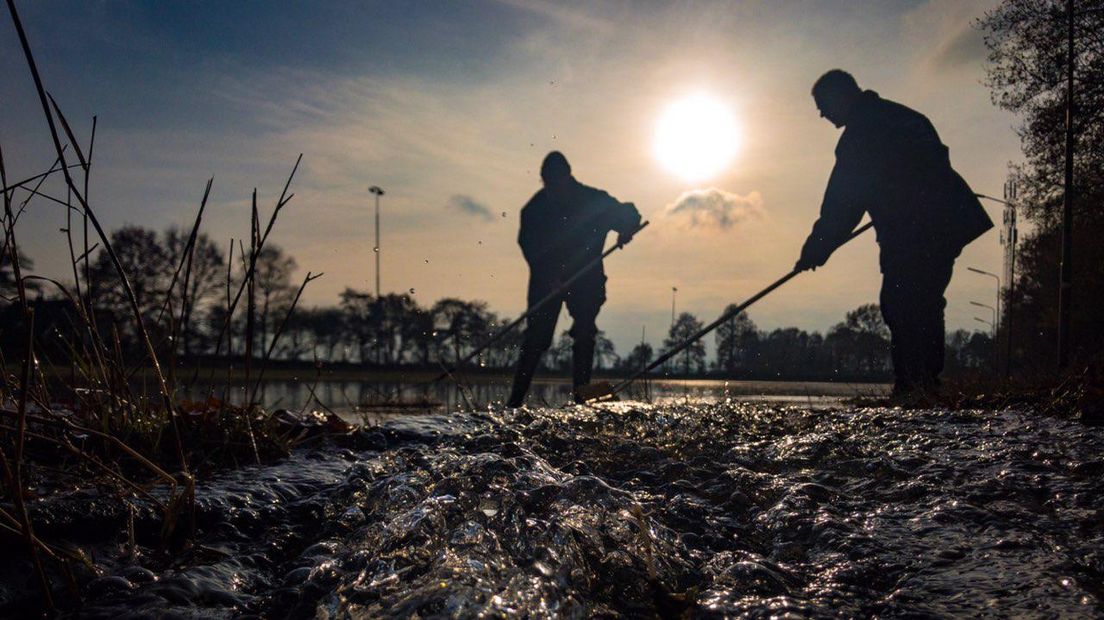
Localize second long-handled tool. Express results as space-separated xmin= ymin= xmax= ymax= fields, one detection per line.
xmin=430 ymin=220 xmax=650 ymax=385
xmin=591 ymin=221 xmax=874 ymax=402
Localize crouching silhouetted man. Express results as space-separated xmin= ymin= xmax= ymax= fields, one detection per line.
xmin=794 ymin=70 xmax=993 ymax=397
xmin=507 ymin=152 xmax=641 ymax=407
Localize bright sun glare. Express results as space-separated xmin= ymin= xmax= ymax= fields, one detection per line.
xmin=653 ymin=94 xmax=740 ymax=183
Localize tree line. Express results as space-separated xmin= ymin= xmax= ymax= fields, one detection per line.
xmin=980 ymin=1 xmax=1104 ymax=374
xmin=1 ymin=224 xmax=996 ymax=380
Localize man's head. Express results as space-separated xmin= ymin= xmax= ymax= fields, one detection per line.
xmin=540 ymin=151 xmax=573 ymax=191
xmin=812 ymin=69 xmax=861 ymax=128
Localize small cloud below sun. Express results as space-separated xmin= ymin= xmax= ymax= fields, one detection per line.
xmin=665 ymin=187 xmax=763 ymax=231
xmin=653 ymin=93 xmax=741 ymax=183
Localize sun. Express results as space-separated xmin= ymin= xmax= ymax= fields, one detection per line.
xmin=653 ymin=93 xmax=741 ymax=183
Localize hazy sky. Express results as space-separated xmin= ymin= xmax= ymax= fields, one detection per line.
xmin=2 ymin=0 xmax=1022 ymax=354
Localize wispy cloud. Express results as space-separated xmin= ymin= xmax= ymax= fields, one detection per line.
xmin=929 ymin=23 xmax=987 ymax=70
xmin=492 ymin=0 xmax=615 ymax=34
xmin=903 ymin=0 xmax=992 ymax=74
xmin=447 ymin=194 xmax=495 ymax=220
xmin=664 ymin=188 xmax=763 ymax=231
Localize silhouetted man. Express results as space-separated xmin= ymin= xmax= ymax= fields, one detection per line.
xmin=507 ymin=151 xmax=641 ymax=407
xmin=795 ymin=70 xmax=993 ymax=396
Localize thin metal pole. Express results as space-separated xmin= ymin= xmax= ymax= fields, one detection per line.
xmin=971 ymin=301 xmax=998 ymax=371
xmin=370 ymin=185 xmax=384 ymax=298
xmin=967 ymin=267 xmax=1001 ymax=335
xmin=967 ymin=268 xmax=1001 ymax=374
xmin=1057 ymin=0 xmax=1075 ymax=369
xmin=671 ymin=286 xmax=677 ymax=326
xmin=374 ymin=193 xmax=381 ymax=297
xmin=1006 ymin=223 xmax=1016 ymax=379
xmin=974 ymin=317 xmax=994 ymax=337
xmin=976 ymin=189 xmax=1018 ymax=379
xmin=970 ymin=302 xmax=997 ymax=334
xmin=369 ymin=185 xmax=385 ymax=366
xmin=375 ymin=195 xmax=379 ymax=297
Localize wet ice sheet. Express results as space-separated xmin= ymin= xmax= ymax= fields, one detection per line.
xmin=59 ymin=402 xmax=1104 ymax=618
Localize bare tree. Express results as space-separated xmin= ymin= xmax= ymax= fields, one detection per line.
xmin=665 ymin=312 xmax=706 ymax=375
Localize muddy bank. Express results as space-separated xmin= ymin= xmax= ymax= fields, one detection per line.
xmin=4 ymin=402 xmax=1103 ymax=618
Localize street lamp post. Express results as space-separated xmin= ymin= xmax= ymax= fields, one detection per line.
xmin=671 ymin=286 xmax=678 ymax=327
xmin=971 ymin=300 xmax=998 ymax=373
xmin=970 ymin=301 xmax=997 ymax=336
xmin=369 ymin=185 xmax=385 ymax=366
xmin=369 ymin=186 xmax=385 ymax=298
xmin=974 ymin=317 xmax=995 ymax=336
xmin=967 ymin=266 xmax=1001 ymax=335
xmin=976 ymin=186 xmax=1018 ymax=379
xmin=1057 ymin=0 xmax=1074 ymax=369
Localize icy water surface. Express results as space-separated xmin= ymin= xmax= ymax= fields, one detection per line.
xmin=47 ymin=403 xmax=1104 ymax=617
xmin=182 ymin=377 xmax=889 ymax=413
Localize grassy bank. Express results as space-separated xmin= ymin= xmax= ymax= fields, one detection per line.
xmin=851 ymin=370 xmax=1104 ymax=424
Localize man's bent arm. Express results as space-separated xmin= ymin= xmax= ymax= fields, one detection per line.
xmin=799 ymin=158 xmax=866 ymax=268
xmin=598 ymin=191 xmax=642 ymax=236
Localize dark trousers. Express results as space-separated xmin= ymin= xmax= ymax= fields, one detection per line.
xmin=879 ymin=252 xmax=956 ymax=391
xmin=508 ymin=282 xmax=604 ymax=405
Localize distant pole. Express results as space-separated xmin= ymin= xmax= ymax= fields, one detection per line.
xmin=977 ymin=187 xmax=1018 ymax=379
xmin=967 ymin=267 xmax=1000 ymax=334
xmin=1003 ymin=180 xmax=1018 ymax=380
xmin=671 ymin=286 xmax=678 ymax=327
xmin=1057 ymin=0 xmax=1074 ymax=369
xmin=971 ymin=301 xmax=997 ymax=337
xmin=974 ymin=317 xmax=995 ymax=339
xmin=971 ymin=301 xmax=998 ymax=373
xmin=369 ymin=186 xmax=385 ymax=298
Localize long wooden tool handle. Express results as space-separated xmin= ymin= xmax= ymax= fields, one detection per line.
xmin=608 ymin=221 xmax=874 ymax=397
xmin=432 ymin=220 xmax=650 ymax=384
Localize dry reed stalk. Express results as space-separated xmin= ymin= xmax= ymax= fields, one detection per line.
xmin=174 ymin=181 xmax=214 ymax=361
xmin=0 ymin=418 xmax=167 ymax=509
xmin=240 ymin=195 xmax=261 ymax=463
xmin=0 ymin=506 xmax=93 ymax=569
xmin=3 ymin=314 xmax=53 ymax=608
xmin=0 ymin=161 xmax=81 ymax=195
xmin=155 ymin=178 xmax=213 ymax=331
xmin=3 ymin=2 xmax=326 ymax=605
xmin=207 ymin=156 xmax=302 ymax=361
xmin=249 ymin=271 xmax=323 ymax=406
xmin=245 ymin=191 xmax=258 ymax=398
xmin=0 ymin=127 xmax=55 ymax=609
xmin=6 ymin=0 xmax=188 ymax=471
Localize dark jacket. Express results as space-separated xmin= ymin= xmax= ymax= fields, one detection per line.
xmin=801 ymin=90 xmax=993 ymax=270
xmin=519 ymin=177 xmax=641 ymax=294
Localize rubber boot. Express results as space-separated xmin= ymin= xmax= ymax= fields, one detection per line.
xmin=572 ymin=337 xmax=596 ymax=403
xmin=507 ymin=348 xmax=543 ymax=407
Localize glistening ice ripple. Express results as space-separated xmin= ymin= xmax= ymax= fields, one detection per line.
xmin=72 ymin=403 xmax=1104 ymax=618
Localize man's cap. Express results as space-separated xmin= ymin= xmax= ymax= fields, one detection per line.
xmin=540 ymin=151 xmax=571 ymax=180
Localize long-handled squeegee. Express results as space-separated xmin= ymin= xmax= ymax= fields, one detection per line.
xmin=431 ymin=220 xmax=650 ymax=384
xmin=592 ymin=221 xmax=874 ymax=402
